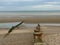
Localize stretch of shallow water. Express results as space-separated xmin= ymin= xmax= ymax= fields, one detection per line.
xmin=0 ymin=11 xmax=60 ymax=28
xmin=0 ymin=11 xmax=60 ymax=17
xmin=0 ymin=22 xmax=60 ymax=28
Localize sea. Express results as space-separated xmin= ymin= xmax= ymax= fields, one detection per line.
xmin=0 ymin=11 xmax=60 ymax=28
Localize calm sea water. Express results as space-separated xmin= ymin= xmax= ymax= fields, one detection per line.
xmin=0 ymin=11 xmax=60 ymax=17
xmin=0 ymin=22 xmax=60 ymax=28
xmin=0 ymin=11 xmax=60 ymax=28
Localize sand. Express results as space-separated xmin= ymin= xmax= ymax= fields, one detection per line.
xmin=0 ymin=26 xmax=60 ymax=45
xmin=0 ymin=15 xmax=60 ymax=23
xmin=0 ymin=29 xmax=34 ymax=45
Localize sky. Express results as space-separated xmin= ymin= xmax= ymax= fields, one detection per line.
xmin=0 ymin=0 xmax=60 ymax=11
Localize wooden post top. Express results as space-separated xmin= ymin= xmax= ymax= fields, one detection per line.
xmin=34 ymin=24 xmax=40 ymax=32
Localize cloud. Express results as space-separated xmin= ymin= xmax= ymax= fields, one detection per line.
xmin=0 ymin=4 xmax=59 ymax=11
xmin=0 ymin=4 xmax=60 ymax=11
xmin=32 ymin=5 xmax=53 ymax=8
xmin=0 ymin=0 xmax=42 ymax=6
xmin=21 ymin=0 xmax=35 ymax=1
xmin=45 ymin=2 xmax=60 ymax=4
xmin=0 ymin=0 xmax=41 ymax=2
xmin=0 ymin=0 xmax=18 ymax=2
xmin=26 ymin=4 xmax=60 ymax=10
xmin=13 ymin=5 xmax=60 ymax=11
xmin=0 ymin=0 xmax=60 ymax=11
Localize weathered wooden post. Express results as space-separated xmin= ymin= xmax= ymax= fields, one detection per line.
xmin=33 ymin=24 xmax=43 ymax=45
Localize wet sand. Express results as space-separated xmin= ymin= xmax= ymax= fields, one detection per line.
xmin=0 ymin=15 xmax=60 ymax=23
xmin=0 ymin=26 xmax=60 ymax=45
xmin=0 ymin=29 xmax=34 ymax=45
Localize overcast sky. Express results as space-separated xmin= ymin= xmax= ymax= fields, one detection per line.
xmin=0 ymin=0 xmax=60 ymax=11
